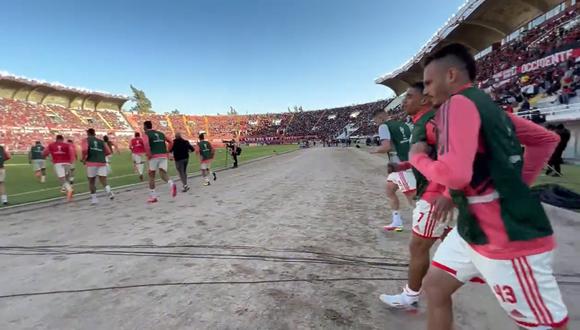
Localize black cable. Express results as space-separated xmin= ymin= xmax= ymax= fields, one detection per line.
xmin=0 ymin=277 xmax=408 ymax=300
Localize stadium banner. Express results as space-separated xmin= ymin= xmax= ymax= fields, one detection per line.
xmin=491 ymin=46 xmax=580 ymax=82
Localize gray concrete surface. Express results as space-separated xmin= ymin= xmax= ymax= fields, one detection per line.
xmin=0 ymin=147 xmax=577 ymax=329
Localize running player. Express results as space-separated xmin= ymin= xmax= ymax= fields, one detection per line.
xmin=82 ymin=129 xmax=114 ymax=204
xmin=380 ymin=82 xmax=454 ymax=309
xmin=415 ymin=43 xmax=567 ymax=329
xmin=0 ymin=143 xmax=11 ymax=205
xmin=370 ymin=109 xmax=416 ymax=231
xmin=67 ymin=139 xmax=78 ymax=184
xmin=43 ymin=135 xmax=75 ymax=201
xmin=142 ymin=121 xmax=176 ymax=202
xmin=103 ymin=135 xmax=119 ymax=175
xmin=29 ymin=141 xmax=47 ymax=183
xmin=196 ymin=133 xmax=216 ymax=186
xmin=130 ymin=132 xmax=146 ymax=181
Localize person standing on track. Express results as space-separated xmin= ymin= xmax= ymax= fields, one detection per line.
xmin=130 ymin=132 xmax=147 ymax=181
xmin=370 ymin=109 xmax=416 ymax=231
xmin=415 ymin=43 xmax=568 ymax=330
xmin=170 ymin=132 xmax=195 ymax=192
xmin=67 ymin=139 xmax=78 ymax=185
xmin=0 ymin=143 xmax=11 ymax=206
xmin=196 ymin=133 xmax=216 ymax=186
xmin=29 ymin=141 xmax=47 ymax=183
xmin=82 ymin=129 xmax=114 ymax=204
xmin=380 ymin=82 xmax=454 ymax=309
xmin=142 ymin=120 xmax=176 ymax=203
xmin=43 ymin=135 xmax=75 ymax=201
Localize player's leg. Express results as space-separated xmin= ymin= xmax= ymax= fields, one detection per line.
xmin=55 ymin=164 xmax=73 ymax=201
xmin=201 ymin=162 xmax=210 ymax=185
xmin=87 ymin=167 xmax=99 ymax=204
xmin=0 ymin=169 xmax=7 ymax=205
xmin=68 ymin=164 xmax=75 ymax=184
xmin=380 ymin=199 xmax=442 ymax=308
xmin=158 ymin=158 xmax=176 ymax=197
xmin=471 ymin=250 xmax=568 ymax=330
xmin=423 ymin=228 xmax=479 ymax=330
xmin=105 ymin=156 xmax=112 ymax=175
xmin=147 ymin=159 xmax=159 ymax=202
xmin=384 ymin=178 xmax=402 ymax=231
xmin=97 ymin=166 xmax=113 ymax=200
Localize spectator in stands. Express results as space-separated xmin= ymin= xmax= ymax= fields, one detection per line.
xmin=170 ymin=132 xmax=194 ymax=192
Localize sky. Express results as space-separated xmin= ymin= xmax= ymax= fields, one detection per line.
xmin=1 ymin=0 xmax=465 ymax=114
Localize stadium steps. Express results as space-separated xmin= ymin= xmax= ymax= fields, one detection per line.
xmin=96 ymin=111 xmax=113 ymax=130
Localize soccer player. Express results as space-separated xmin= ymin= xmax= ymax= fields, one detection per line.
xmin=130 ymin=132 xmax=147 ymax=181
xmin=379 ymin=82 xmax=453 ymax=309
xmin=82 ymin=129 xmax=114 ymax=204
xmin=370 ymin=109 xmax=416 ymax=231
xmin=414 ymin=43 xmax=567 ymax=329
xmin=196 ymin=133 xmax=216 ymax=186
xmin=43 ymin=135 xmax=75 ymax=201
xmin=67 ymin=139 xmax=78 ymax=184
xmin=103 ymin=135 xmax=119 ymax=175
xmin=29 ymin=141 xmax=47 ymax=183
xmin=142 ymin=121 xmax=176 ymax=202
xmin=0 ymin=143 xmax=11 ymax=205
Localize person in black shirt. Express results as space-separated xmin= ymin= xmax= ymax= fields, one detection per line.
xmin=170 ymin=132 xmax=195 ymax=192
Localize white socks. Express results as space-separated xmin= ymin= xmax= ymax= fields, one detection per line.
xmin=137 ymin=164 xmax=144 ymax=175
xmin=149 ymin=189 xmax=157 ymax=198
xmin=1 ymin=195 xmax=7 ymax=203
xmin=105 ymin=185 xmax=111 ymax=193
xmin=91 ymin=194 xmax=98 ymax=204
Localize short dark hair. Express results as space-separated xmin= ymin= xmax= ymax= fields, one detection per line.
xmin=56 ymin=135 xmax=64 ymax=140
xmin=410 ymin=82 xmax=425 ymax=94
xmin=372 ymin=108 xmax=386 ymax=118
xmin=35 ymin=141 xmax=41 ymax=144
xmin=144 ymin=121 xmax=153 ymax=129
xmin=199 ymin=133 xmax=205 ymax=140
xmin=556 ymin=124 xmax=565 ymax=129
xmin=424 ymin=43 xmax=477 ymax=81
xmin=87 ymin=128 xmax=96 ymax=136
xmin=67 ymin=139 xmax=73 ymax=143
xmin=103 ymin=135 xmax=109 ymax=142
xmin=135 ymin=132 xmax=140 ymax=137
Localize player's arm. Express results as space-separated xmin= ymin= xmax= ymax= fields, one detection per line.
xmin=104 ymin=143 xmax=112 ymax=157
xmin=68 ymin=144 xmax=76 ymax=163
xmin=188 ymin=142 xmax=195 ymax=153
xmin=81 ymin=139 xmax=89 ymax=162
xmin=370 ymin=124 xmax=392 ymax=154
xmin=41 ymin=147 xmax=50 ymax=160
xmin=508 ymin=113 xmax=560 ymax=185
xmin=410 ymin=95 xmax=479 ymax=190
xmin=165 ymin=136 xmax=173 ymax=154
xmin=114 ymin=142 xmax=121 ymax=154
xmin=28 ymin=149 xmax=32 ymax=163
xmin=3 ymin=148 xmax=11 ymax=162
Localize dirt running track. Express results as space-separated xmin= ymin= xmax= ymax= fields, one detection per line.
xmin=0 ymin=148 xmax=578 ymax=330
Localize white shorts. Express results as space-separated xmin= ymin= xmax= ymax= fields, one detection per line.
xmin=0 ymin=168 xmax=5 ymax=182
xmin=31 ymin=159 xmax=46 ymax=171
xmin=87 ymin=166 xmax=108 ymax=178
xmin=387 ymin=170 xmax=416 ymax=193
xmin=54 ymin=163 xmax=71 ymax=178
xmin=432 ymin=228 xmax=568 ymax=329
xmin=132 ymin=153 xmax=145 ymax=164
xmin=412 ymin=199 xmax=455 ymax=239
xmin=149 ymin=158 xmax=168 ymax=172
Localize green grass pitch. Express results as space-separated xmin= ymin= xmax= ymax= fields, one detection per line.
xmin=2 ymin=144 xmax=299 ymax=205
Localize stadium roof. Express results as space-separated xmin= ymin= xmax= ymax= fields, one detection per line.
xmin=375 ymin=0 xmax=566 ymax=95
xmin=0 ymin=71 xmax=129 ymax=102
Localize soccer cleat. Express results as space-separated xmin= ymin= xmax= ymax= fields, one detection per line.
xmin=384 ymin=225 xmax=403 ymax=232
xmin=213 ymin=172 xmax=217 ymax=181
xmin=139 ymin=174 xmax=144 ymax=181
xmin=182 ymin=185 xmax=190 ymax=193
xmin=108 ymin=191 xmax=115 ymax=200
xmin=147 ymin=197 xmax=158 ymax=204
xmin=379 ymin=292 xmax=419 ymax=310
xmin=203 ymin=181 xmax=210 ymax=186
xmin=170 ymin=182 xmax=177 ymax=197
xmin=91 ymin=199 xmax=99 ymax=205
